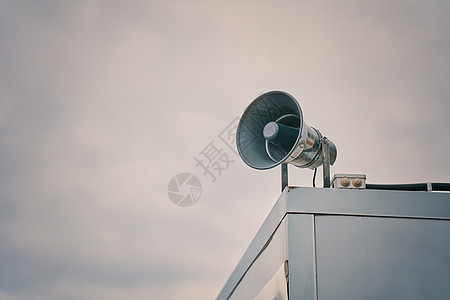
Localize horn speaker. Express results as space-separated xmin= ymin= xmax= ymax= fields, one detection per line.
xmin=236 ymin=91 xmax=337 ymax=170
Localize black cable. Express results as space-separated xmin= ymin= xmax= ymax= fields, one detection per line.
xmin=365 ymin=182 xmax=450 ymax=192
xmin=432 ymin=183 xmax=450 ymax=191
xmin=312 ymin=168 xmax=317 ymax=187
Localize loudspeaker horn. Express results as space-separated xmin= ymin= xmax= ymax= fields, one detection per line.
xmin=236 ymin=91 xmax=337 ymax=170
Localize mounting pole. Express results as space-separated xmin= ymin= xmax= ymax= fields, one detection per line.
xmin=282 ymin=163 xmax=288 ymax=192
xmin=322 ymin=137 xmax=331 ymax=188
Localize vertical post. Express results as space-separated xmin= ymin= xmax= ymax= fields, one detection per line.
xmin=322 ymin=138 xmax=331 ymax=188
xmin=282 ymin=163 xmax=289 ymax=192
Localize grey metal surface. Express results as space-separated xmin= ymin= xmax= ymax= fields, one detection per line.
xmin=217 ymin=188 xmax=450 ymax=300
xmin=285 ymin=187 xmax=450 ymax=220
xmin=315 ymin=216 xmax=450 ymax=299
xmin=253 ymin=262 xmax=289 ymax=300
xmin=229 ymin=218 xmax=288 ymax=300
xmin=286 ymin=214 xmax=317 ymax=299
xmin=217 ymin=192 xmax=288 ymax=300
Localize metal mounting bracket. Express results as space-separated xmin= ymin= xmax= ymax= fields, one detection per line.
xmin=322 ymin=137 xmax=331 ymax=188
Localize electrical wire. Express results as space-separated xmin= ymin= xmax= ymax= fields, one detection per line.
xmin=312 ymin=168 xmax=317 ymax=187
xmin=365 ymin=182 xmax=450 ymax=192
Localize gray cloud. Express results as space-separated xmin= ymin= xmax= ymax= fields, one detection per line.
xmin=0 ymin=0 xmax=449 ymax=299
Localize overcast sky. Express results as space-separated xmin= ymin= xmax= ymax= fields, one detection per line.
xmin=1 ymin=1 xmax=449 ymax=299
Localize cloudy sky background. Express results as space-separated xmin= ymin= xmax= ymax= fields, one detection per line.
xmin=1 ymin=1 xmax=449 ymax=299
